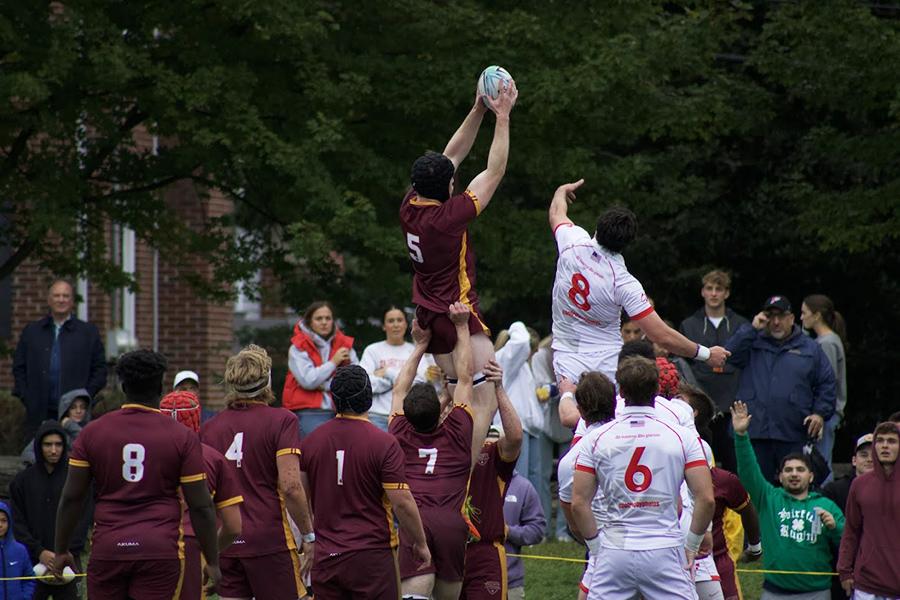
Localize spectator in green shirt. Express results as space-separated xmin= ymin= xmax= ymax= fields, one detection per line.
xmin=731 ymin=401 xmax=844 ymax=600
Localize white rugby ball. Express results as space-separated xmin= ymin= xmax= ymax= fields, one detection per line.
xmin=477 ymin=65 xmax=513 ymax=107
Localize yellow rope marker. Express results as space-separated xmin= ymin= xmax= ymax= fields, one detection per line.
xmin=0 ymin=573 xmax=87 ymax=581
xmin=506 ymin=553 xmax=838 ymax=576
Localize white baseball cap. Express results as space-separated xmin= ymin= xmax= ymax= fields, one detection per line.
xmin=173 ymin=370 xmax=200 ymax=389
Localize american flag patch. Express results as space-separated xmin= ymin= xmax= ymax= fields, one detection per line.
xmin=629 ymin=419 xmax=645 ymax=428
xmin=590 ymin=251 xmax=602 ymax=263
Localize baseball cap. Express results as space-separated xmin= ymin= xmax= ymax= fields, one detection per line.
xmin=173 ymin=370 xmax=200 ymax=389
xmin=855 ymin=433 xmax=873 ymax=452
xmin=762 ymin=295 xmax=792 ymax=313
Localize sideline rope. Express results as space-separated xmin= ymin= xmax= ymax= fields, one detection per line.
xmin=506 ymin=553 xmax=839 ymax=576
xmin=0 ymin=573 xmax=87 ymax=581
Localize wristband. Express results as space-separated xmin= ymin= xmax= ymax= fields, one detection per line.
xmin=560 ymin=391 xmax=575 ymax=403
xmin=302 ymin=532 xmax=316 ymax=543
xmin=584 ymin=534 xmax=601 ymax=556
xmin=694 ymin=344 xmax=711 ymax=362
xmin=685 ymin=531 xmax=704 ymax=553
xmin=747 ymin=542 xmax=762 ymax=554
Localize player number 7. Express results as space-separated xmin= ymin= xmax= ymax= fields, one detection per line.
xmin=418 ymin=448 xmax=438 ymax=474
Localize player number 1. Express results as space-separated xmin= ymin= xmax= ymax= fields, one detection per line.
xmin=336 ymin=450 xmax=345 ymax=485
xmin=418 ymin=448 xmax=438 ymax=474
xmin=407 ymin=233 xmax=424 ymax=263
xmin=121 ymin=443 xmax=146 ymax=482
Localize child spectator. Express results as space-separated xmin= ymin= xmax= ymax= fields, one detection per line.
xmin=19 ymin=388 xmax=91 ymax=466
xmin=0 ymin=501 xmax=36 ymax=600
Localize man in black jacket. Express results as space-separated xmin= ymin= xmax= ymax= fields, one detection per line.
xmin=12 ymin=279 xmax=107 ymax=441
xmin=8 ymin=421 xmax=92 ymax=599
xmin=679 ymin=269 xmax=749 ymax=471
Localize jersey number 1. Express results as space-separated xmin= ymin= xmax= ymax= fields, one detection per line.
xmin=624 ymin=446 xmax=652 ymax=492
xmin=568 ymin=273 xmax=591 ymax=311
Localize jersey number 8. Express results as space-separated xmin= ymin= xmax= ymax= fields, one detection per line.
xmin=122 ymin=443 xmax=146 ymax=482
xmin=568 ymin=273 xmax=591 ymax=311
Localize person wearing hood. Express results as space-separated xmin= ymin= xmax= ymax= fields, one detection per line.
xmin=9 ymin=421 xmax=91 ymax=600
xmin=0 ymin=502 xmax=36 ymax=600
xmin=282 ymin=300 xmax=358 ymax=438
xmin=725 ymin=295 xmax=837 ymax=481
xmin=838 ymin=421 xmax=900 ymax=599
xmin=19 ymin=389 xmax=92 ymax=466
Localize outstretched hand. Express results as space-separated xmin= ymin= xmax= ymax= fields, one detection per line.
xmin=484 ymin=79 xmax=518 ymax=118
xmin=555 ymin=179 xmax=585 ymax=204
xmin=448 ymin=302 xmax=471 ymax=326
xmin=730 ymin=401 xmax=752 ymax=436
xmin=707 ymin=346 xmax=731 ymax=368
xmin=411 ymin=319 xmax=431 ymax=346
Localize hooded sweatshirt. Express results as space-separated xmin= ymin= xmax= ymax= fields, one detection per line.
xmin=283 ymin=321 xmax=357 ymax=411
xmin=837 ymin=453 xmax=900 ymax=596
xmin=735 ymin=432 xmax=844 ymax=593
xmin=9 ymin=422 xmax=92 ymax=566
xmin=0 ymin=501 xmax=36 ymax=600
xmin=57 ymin=387 xmax=92 ymax=441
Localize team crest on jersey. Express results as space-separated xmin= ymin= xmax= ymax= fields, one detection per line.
xmin=484 ymin=580 xmax=501 ymax=594
xmin=477 ymin=452 xmax=490 ymax=466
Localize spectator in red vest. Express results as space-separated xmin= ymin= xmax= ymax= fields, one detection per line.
xmin=282 ymin=301 xmax=358 ymax=438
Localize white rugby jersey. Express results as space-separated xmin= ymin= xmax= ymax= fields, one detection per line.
xmin=550 ymin=223 xmax=653 ymax=365
xmin=680 ymin=439 xmax=718 ymax=582
xmin=572 ymin=395 xmax=697 ymax=443
xmin=575 ymin=407 xmax=707 ymax=550
xmin=558 ymin=422 xmax=608 ymax=527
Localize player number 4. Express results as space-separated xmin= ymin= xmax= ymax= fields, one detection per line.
xmin=624 ymin=446 xmax=653 ymax=492
xmin=225 ymin=432 xmax=244 ymax=468
xmin=567 ymin=273 xmax=591 ymax=311
xmin=407 ymin=233 xmax=424 ymax=263
xmin=418 ymin=448 xmax=438 ymax=474
xmin=121 ymin=443 xmax=146 ymax=482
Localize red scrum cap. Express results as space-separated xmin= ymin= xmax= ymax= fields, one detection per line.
xmin=655 ymin=357 xmax=680 ymax=400
xmin=160 ymin=390 xmax=201 ymax=433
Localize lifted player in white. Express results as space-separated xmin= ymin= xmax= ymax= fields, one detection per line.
xmin=547 ymin=179 xmax=730 ymax=427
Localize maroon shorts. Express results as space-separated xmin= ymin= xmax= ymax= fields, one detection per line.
xmin=460 ymin=541 xmax=507 ymax=599
xmin=399 ymin=507 xmax=468 ymax=582
xmin=179 ymin=536 xmax=202 ymax=600
xmin=714 ymin=552 xmax=739 ymax=600
xmin=415 ymin=305 xmax=490 ymax=355
xmin=312 ymin=547 xmax=399 ymax=600
xmin=219 ymin=550 xmax=306 ymax=600
xmin=87 ymin=557 xmax=182 ymax=600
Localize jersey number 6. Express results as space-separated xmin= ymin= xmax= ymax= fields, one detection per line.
xmin=624 ymin=446 xmax=652 ymax=492
xmin=568 ymin=273 xmax=591 ymax=311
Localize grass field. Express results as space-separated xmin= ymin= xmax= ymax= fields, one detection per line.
xmin=521 ymin=540 xmax=766 ymax=599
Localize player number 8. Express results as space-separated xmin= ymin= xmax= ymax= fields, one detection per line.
xmin=567 ymin=273 xmax=591 ymax=311
xmin=122 ymin=443 xmax=146 ymax=483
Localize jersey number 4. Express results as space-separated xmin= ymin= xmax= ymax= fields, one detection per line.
xmin=568 ymin=273 xmax=591 ymax=311
xmin=225 ymin=433 xmax=244 ymax=468
xmin=624 ymin=447 xmax=653 ymax=493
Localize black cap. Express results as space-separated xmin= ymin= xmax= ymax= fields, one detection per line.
xmin=762 ymin=295 xmax=792 ymax=313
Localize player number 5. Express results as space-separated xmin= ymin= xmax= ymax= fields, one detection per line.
xmin=624 ymin=446 xmax=652 ymax=492
xmin=418 ymin=448 xmax=438 ymax=474
xmin=407 ymin=233 xmax=424 ymax=263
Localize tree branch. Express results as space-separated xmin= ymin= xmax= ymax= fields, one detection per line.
xmin=79 ymin=105 xmax=148 ymax=179
xmin=0 ymin=237 xmax=37 ymax=280
xmin=0 ymin=126 xmax=36 ymax=180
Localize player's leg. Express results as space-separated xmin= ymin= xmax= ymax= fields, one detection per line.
xmin=458 ymin=542 xmax=506 ymax=600
xmin=696 ymin=580 xmax=726 ymax=600
xmin=241 ymin=550 xmax=307 ymax=600
xmin=713 ymin=553 xmax=740 ymax=600
xmin=633 ymin=547 xmax=697 ymax=600
xmin=429 ymin=509 xmax=469 ymax=600
xmin=126 ymin=558 xmax=183 ymax=600
xmin=218 ymin=555 xmax=254 ymax=600
xmin=433 ymin=578 xmax=464 ymax=600
xmin=400 ymin=511 xmax=437 ymax=598
xmin=586 ymin=549 xmax=638 ymax=600
xmin=402 ymin=573 xmax=436 ymax=599
xmin=178 ymin=535 xmax=202 ymax=600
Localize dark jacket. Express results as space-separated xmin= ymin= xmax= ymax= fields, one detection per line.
xmin=8 ymin=422 xmax=92 ymax=565
xmin=679 ymin=308 xmax=749 ymax=411
xmin=20 ymin=389 xmax=92 ymax=466
xmin=0 ymin=501 xmax=36 ymax=600
xmin=838 ymin=457 xmax=900 ymax=596
xmin=822 ymin=474 xmax=854 ymax=513
xmin=726 ymin=324 xmax=836 ymax=442
xmin=12 ymin=315 xmax=107 ymax=432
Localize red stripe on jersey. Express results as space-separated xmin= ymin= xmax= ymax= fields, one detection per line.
xmin=579 ymin=582 xmax=589 ymax=593
xmin=685 ymin=460 xmax=708 ymax=470
xmin=630 ymin=305 xmax=655 ymax=321
xmin=570 ymin=435 xmax=582 ymax=448
xmin=574 ymin=464 xmax=596 ymax=475
xmin=552 ymin=221 xmax=574 ymax=235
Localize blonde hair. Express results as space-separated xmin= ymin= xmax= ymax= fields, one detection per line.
xmin=224 ymin=344 xmax=274 ymax=407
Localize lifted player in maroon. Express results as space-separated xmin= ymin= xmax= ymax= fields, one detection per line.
xmin=400 ymin=79 xmax=519 ymax=477
xmin=53 ymin=350 xmax=221 ymax=600
xmin=300 ymin=365 xmax=430 ymax=599
xmin=390 ymin=303 xmax=487 ymax=600
xmin=461 ymin=360 xmax=523 ymax=600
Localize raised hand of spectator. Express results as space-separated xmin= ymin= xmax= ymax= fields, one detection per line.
xmin=752 ymin=312 xmax=769 ymax=330
xmin=730 ymin=401 xmax=752 ymax=436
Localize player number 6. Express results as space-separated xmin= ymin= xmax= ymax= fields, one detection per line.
xmin=624 ymin=446 xmax=652 ymax=492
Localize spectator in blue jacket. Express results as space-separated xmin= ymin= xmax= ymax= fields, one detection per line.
xmin=503 ymin=471 xmax=546 ymax=600
xmin=726 ymin=295 xmax=837 ymax=481
xmin=0 ymin=501 xmax=36 ymax=600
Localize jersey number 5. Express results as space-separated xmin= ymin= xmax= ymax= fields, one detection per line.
xmin=624 ymin=446 xmax=652 ymax=492
xmin=418 ymin=448 xmax=438 ymax=474
xmin=568 ymin=273 xmax=591 ymax=311
xmin=407 ymin=233 xmax=424 ymax=263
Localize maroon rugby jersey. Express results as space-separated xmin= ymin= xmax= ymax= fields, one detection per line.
xmin=711 ymin=466 xmax=751 ymax=558
xmin=68 ymin=404 xmax=206 ymax=560
xmin=389 ymin=404 xmax=474 ymax=512
xmin=299 ymin=415 xmax=408 ymax=557
xmin=200 ymin=403 xmax=301 ymax=557
xmin=182 ymin=443 xmax=243 ymax=538
xmin=468 ymin=442 xmax=516 ymax=543
xmin=399 ymin=188 xmax=482 ymax=313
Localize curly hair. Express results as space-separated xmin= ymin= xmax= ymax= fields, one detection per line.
xmin=116 ymin=349 xmax=168 ymax=403
xmin=224 ymin=344 xmax=274 ymax=407
xmin=332 ymin=365 xmax=373 ymax=414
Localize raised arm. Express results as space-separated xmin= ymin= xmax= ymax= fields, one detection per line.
xmin=391 ymin=321 xmax=431 ymax=416
xmin=548 ymin=179 xmax=584 ymax=231
xmin=449 ymin=303 xmax=473 ymax=403
xmin=466 ymin=80 xmax=517 ymax=212
xmin=484 ymin=360 xmax=523 ymax=463
xmin=443 ymin=93 xmax=488 ymax=169
xmin=731 ymin=401 xmax=771 ymax=505
xmin=637 ymin=311 xmax=730 ymax=369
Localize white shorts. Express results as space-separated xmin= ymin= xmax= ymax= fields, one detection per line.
xmin=580 ymin=556 xmax=593 ymax=595
xmin=695 ymin=554 xmax=720 ymax=583
xmin=696 ymin=580 xmax=725 ymax=600
xmin=586 ymin=546 xmax=696 ymax=600
xmin=853 ymin=592 xmax=900 ymax=600
xmin=552 ymin=350 xmax=616 ymax=386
